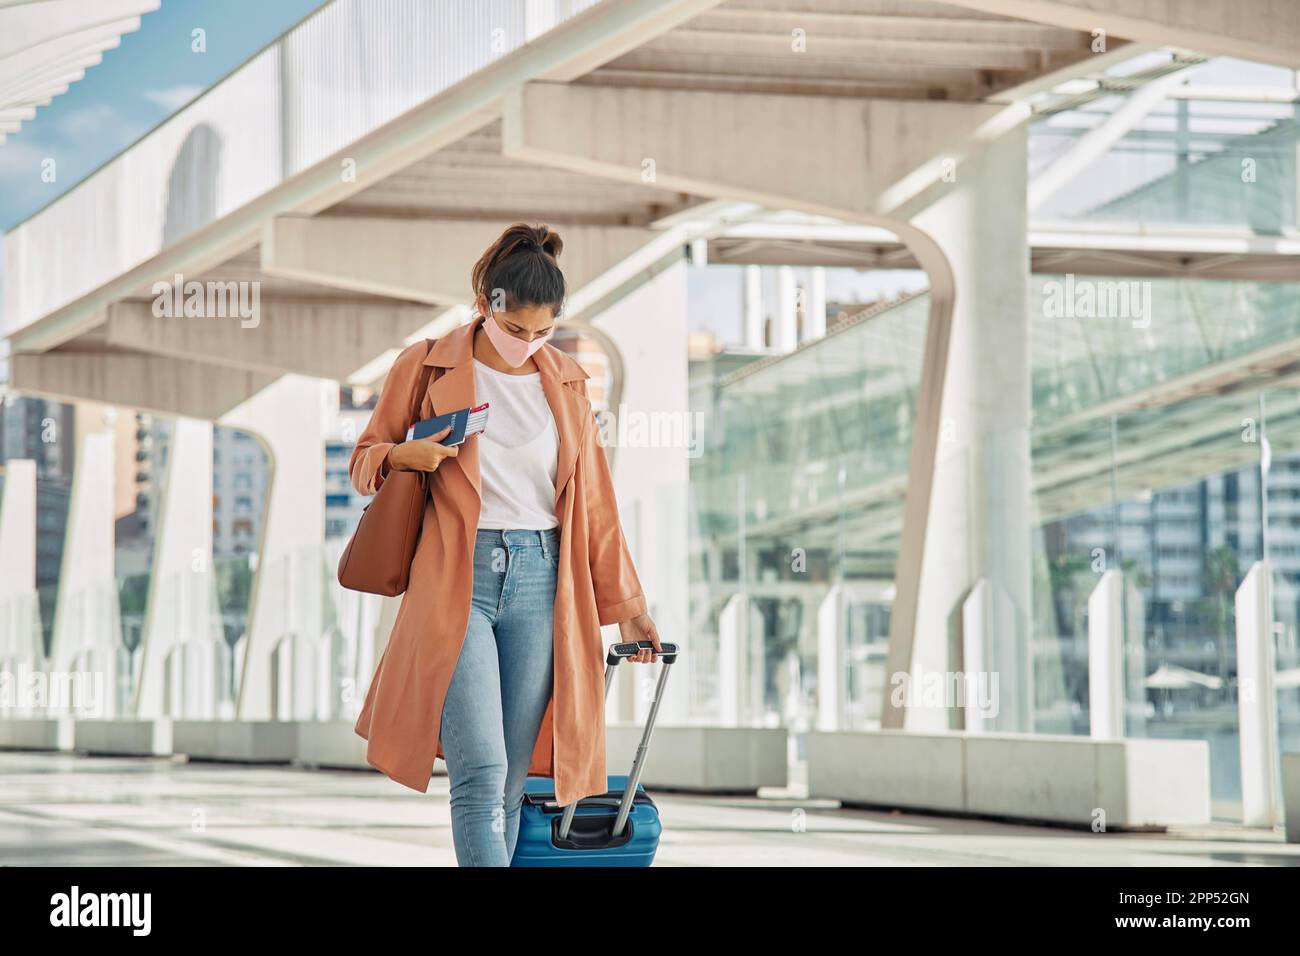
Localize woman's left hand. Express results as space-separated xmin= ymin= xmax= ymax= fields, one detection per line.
xmin=619 ymin=613 xmax=662 ymax=663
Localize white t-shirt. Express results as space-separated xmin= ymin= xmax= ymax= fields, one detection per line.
xmin=473 ymin=358 xmax=560 ymax=530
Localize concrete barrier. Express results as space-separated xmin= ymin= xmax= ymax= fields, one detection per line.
xmin=172 ymin=719 xmax=298 ymax=763
xmin=73 ymin=719 xmax=171 ymax=756
xmin=0 ymin=717 xmax=74 ymax=751
xmin=294 ymin=720 xmax=372 ymax=770
xmin=4 ymin=717 xmax=786 ymax=795
xmin=808 ymin=729 xmax=1211 ymax=829
xmin=295 ymin=722 xmax=785 ymax=792
xmin=803 ymin=729 xmax=964 ymax=813
xmin=607 ymin=724 xmax=787 ymax=793
xmin=1284 ymin=752 xmax=1300 ymax=843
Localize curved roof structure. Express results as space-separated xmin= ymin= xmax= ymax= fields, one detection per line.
xmin=0 ymin=0 xmax=158 ymax=144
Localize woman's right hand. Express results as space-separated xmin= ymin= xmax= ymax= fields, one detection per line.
xmin=387 ymin=426 xmax=459 ymax=473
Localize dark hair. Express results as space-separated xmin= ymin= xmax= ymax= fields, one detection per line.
xmin=471 ymin=222 xmax=565 ymax=317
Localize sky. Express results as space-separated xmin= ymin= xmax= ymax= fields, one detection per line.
xmin=0 ymin=0 xmax=329 ymax=232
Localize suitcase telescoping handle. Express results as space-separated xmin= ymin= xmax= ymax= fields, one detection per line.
xmin=557 ymin=640 xmax=678 ymax=842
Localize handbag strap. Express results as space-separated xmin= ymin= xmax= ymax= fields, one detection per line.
xmin=407 ymin=338 xmax=438 ymax=430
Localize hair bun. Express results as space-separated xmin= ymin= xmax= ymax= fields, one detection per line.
xmin=536 ymin=227 xmax=562 ymax=259
xmin=470 ymin=222 xmax=567 ymax=313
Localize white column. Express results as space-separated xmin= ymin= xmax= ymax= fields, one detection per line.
xmin=718 ymin=593 xmax=746 ymax=726
xmin=774 ymin=265 xmax=798 ymax=352
xmin=0 ymin=460 xmax=36 ymax=595
xmin=0 ymin=459 xmax=40 ymax=694
xmin=221 ymin=376 xmax=332 ymax=721
xmin=743 ymin=265 xmax=764 ymax=350
xmin=1088 ymin=569 xmax=1125 ymax=738
xmin=1237 ymin=560 xmax=1282 ymax=827
xmin=956 ymin=578 xmax=1015 ymax=733
xmin=134 ymin=418 xmax=217 ymax=719
xmin=816 ymin=585 xmax=845 ymax=731
xmin=907 ymin=123 xmax=1032 ymax=733
xmin=1125 ymin=578 xmax=1148 ymax=736
xmin=804 ymin=267 xmax=828 ymax=342
xmin=50 ymin=429 xmax=119 ymax=718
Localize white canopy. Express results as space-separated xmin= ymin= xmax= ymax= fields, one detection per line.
xmin=0 ymin=0 xmax=157 ymax=144
xmin=1144 ymin=663 xmax=1225 ymax=690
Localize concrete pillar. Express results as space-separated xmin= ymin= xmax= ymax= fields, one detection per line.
xmin=816 ymin=585 xmax=845 ymax=731
xmin=718 ymin=593 xmax=746 ymax=726
xmin=134 ymin=417 xmax=218 ymax=719
xmin=1237 ymin=560 xmax=1282 ymax=827
xmin=956 ymin=578 xmax=1012 ymax=733
xmin=908 ymin=123 xmax=1031 ymax=733
xmin=221 ymin=375 xmax=332 ymax=721
xmin=804 ymin=267 xmax=828 ymax=342
xmin=743 ymin=265 xmax=764 ymax=349
xmin=1125 ymin=578 xmax=1148 ymax=737
xmin=0 ymin=460 xmax=37 ymax=598
xmin=1088 ymin=569 xmax=1125 ymax=738
xmin=49 ymin=428 xmax=118 ymax=718
xmin=0 ymin=460 xmax=41 ymax=699
xmin=327 ymin=538 xmax=388 ymax=720
xmin=774 ymin=265 xmax=798 ymax=352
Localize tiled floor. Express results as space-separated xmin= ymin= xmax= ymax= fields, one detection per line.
xmin=1 ymin=751 xmax=1297 ymax=866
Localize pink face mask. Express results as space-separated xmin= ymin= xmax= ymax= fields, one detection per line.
xmin=483 ymin=308 xmax=553 ymax=367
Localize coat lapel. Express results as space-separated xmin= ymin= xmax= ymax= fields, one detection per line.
xmin=422 ymin=321 xmax=480 ymax=500
xmin=535 ymin=348 xmax=591 ymax=507
xmin=420 ymin=313 xmax=591 ymax=511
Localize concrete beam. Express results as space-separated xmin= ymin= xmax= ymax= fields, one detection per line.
xmin=261 ymin=216 xmax=658 ymax=306
xmin=944 ymin=0 xmax=1300 ymax=69
xmin=9 ymin=350 xmax=278 ymax=420
xmin=504 ymin=83 xmax=1016 ymax=225
xmin=102 ymin=299 xmax=438 ymax=380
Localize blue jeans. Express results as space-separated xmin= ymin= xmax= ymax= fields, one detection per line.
xmin=439 ymin=527 xmax=558 ymax=866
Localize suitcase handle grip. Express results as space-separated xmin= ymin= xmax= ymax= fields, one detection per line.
xmin=607 ymin=640 xmax=678 ymax=665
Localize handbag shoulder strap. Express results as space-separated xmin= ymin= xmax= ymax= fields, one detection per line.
xmin=407 ymin=337 xmax=439 ymax=429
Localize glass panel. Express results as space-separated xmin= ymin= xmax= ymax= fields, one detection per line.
xmin=1031 ymin=59 xmax=1300 ymax=232
xmin=688 ymin=270 xmax=930 ymax=735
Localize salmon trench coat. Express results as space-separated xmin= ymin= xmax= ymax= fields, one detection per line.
xmin=348 ymin=314 xmax=648 ymax=807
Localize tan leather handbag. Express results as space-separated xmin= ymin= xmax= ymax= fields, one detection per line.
xmin=336 ymin=339 xmax=438 ymax=596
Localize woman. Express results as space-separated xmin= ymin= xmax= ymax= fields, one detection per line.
xmin=348 ymin=222 xmax=662 ymax=867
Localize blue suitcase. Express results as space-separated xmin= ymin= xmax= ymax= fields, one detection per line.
xmin=511 ymin=640 xmax=677 ymax=867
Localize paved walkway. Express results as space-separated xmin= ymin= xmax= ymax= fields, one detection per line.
xmin=1 ymin=752 xmax=1296 ymax=866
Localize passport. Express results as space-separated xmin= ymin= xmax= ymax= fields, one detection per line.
xmin=405 ymin=402 xmax=489 ymax=446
